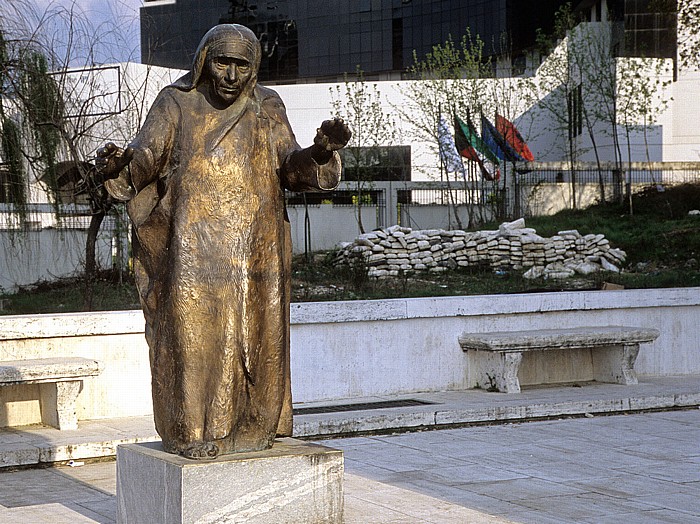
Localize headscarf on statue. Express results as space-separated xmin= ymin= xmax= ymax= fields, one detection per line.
xmin=172 ymin=24 xmax=261 ymax=93
xmin=171 ymin=23 xmax=285 ymax=151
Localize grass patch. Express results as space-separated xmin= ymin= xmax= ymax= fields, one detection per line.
xmin=1 ymin=271 xmax=139 ymax=315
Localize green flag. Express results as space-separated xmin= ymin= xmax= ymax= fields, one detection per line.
xmin=454 ymin=112 xmax=500 ymax=165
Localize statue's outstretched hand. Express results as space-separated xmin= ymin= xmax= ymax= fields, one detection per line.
xmin=96 ymin=143 xmax=134 ymax=180
xmin=314 ymin=118 xmax=351 ymax=152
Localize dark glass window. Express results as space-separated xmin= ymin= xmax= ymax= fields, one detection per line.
xmin=339 ymin=146 xmax=411 ymax=182
xmin=141 ymin=0 xmax=575 ymax=81
xmin=0 ymin=166 xmax=16 ymax=204
xmin=567 ymin=84 xmax=583 ymax=139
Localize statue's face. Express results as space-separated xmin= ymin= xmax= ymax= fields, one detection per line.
xmin=204 ymin=41 xmax=254 ymax=106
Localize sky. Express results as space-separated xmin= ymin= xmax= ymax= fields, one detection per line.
xmin=8 ymin=0 xmax=146 ymax=64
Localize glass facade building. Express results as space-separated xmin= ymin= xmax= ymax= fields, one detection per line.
xmin=141 ymin=0 xmax=569 ymax=83
xmin=577 ymin=0 xmax=677 ymax=59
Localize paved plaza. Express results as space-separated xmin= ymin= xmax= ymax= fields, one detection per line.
xmin=0 ymin=408 xmax=698 ymax=523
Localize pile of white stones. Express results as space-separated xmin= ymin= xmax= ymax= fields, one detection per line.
xmin=335 ymin=218 xmax=626 ymax=280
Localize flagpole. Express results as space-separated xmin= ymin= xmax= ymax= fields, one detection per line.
xmin=437 ymin=104 xmax=445 ymax=207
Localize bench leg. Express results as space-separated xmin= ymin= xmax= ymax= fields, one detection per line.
xmin=591 ymin=343 xmax=640 ymax=386
xmin=469 ymin=350 xmax=523 ymax=393
xmin=39 ymin=380 xmax=82 ymax=430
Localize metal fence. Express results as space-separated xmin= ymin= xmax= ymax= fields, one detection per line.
xmin=286 ymin=188 xmax=387 ymax=229
xmin=2 ymin=162 xmax=697 ymax=288
xmin=0 ymin=203 xmax=128 ymax=291
xmin=515 ymin=161 xmax=700 ymax=216
xmin=519 ymin=162 xmax=700 ymax=187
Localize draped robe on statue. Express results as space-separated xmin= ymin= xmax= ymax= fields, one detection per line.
xmin=106 ymin=81 xmax=341 ymax=455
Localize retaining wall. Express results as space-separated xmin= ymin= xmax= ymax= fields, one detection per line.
xmin=0 ymin=287 xmax=697 ymax=427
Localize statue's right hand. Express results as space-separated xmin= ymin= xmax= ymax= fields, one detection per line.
xmin=96 ymin=143 xmax=134 ymax=180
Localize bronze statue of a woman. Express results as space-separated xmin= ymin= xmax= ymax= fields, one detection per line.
xmin=98 ymin=24 xmax=350 ymax=459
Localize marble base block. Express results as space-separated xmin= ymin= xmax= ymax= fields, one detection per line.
xmin=116 ymin=438 xmax=344 ymax=524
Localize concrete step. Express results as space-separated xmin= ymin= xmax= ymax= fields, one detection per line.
xmin=1 ymin=375 xmax=698 ymax=468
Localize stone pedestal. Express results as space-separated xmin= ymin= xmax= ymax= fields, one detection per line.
xmin=116 ymin=438 xmax=344 ymax=524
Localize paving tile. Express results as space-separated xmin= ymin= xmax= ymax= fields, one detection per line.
xmin=516 ymin=491 xmax=663 ymax=520
xmin=53 ymin=462 xmax=117 ymax=494
xmin=399 ymin=434 xmax=537 ymax=458
xmin=337 ymin=443 xmax=473 ymax=473
xmin=580 ymin=509 xmax=700 ymax=524
xmin=0 ymin=502 xmax=108 ymax=523
xmin=677 ymin=480 xmax=700 ymax=494
xmin=575 ymin=449 xmax=671 ymax=471
xmin=0 ymin=468 xmax=110 ymax=508
xmin=617 ymin=436 xmax=700 ymax=461
xmin=397 ymin=461 xmax=531 ymax=487
xmin=379 ymin=477 xmax=527 ymax=519
xmin=345 ymin=477 xmax=516 ymax=524
xmin=484 ymin=451 xmax=613 ymax=483
xmin=629 ymin=490 xmax=700 ymax=516
xmin=571 ymin=473 xmax=684 ymax=498
xmin=62 ymin=502 xmax=115 ymax=524
xmin=495 ymin=508 xmax=576 ymax=524
xmin=343 ymin=458 xmax=399 ymax=482
xmin=345 ymin=496 xmax=431 ymax=524
xmin=624 ymin=460 xmax=700 ymax=484
xmin=642 ymin=408 xmax=700 ymax=424
xmin=601 ymin=410 xmax=700 ymax=434
xmin=72 ymin=498 xmax=117 ymax=523
xmin=0 ymin=381 xmax=699 ymax=523
xmin=458 ymin=477 xmax=588 ymax=502
xmin=315 ymin=435 xmax=385 ymax=449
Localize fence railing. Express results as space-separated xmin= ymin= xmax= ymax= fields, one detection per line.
xmin=518 ymin=161 xmax=700 ymax=187
xmin=286 ymin=163 xmax=700 ymax=230
xmin=515 ymin=161 xmax=700 ymax=216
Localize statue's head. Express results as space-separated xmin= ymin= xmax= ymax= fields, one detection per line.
xmin=189 ymin=24 xmax=261 ymax=107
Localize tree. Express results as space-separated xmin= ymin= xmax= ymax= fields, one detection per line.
xmin=0 ymin=0 xmax=147 ymax=305
xmin=568 ymin=10 xmax=673 ymax=206
xmin=330 ymin=66 xmax=396 ymax=234
xmin=532 ymin=4 xmax=673 ymax=208
xmin=676 ymin=0 xmax=698 ymax=71
xmin=399 ymin=30 xmax=495 ymax=227
xmin=529 ymin=2 xmax=585 ymax=208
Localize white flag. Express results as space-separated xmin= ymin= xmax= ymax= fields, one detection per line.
xmin=437 ymin=115 xmax=464 ymax=174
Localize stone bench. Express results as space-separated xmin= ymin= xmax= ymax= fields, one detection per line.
xmin=459 ymin=326 xmax=659 ymax=394
xmin=0 ymin=357 xmax=102 ymax=430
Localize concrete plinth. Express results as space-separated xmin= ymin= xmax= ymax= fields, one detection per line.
xmin=116 ymin=438 xmax=343 ymax=524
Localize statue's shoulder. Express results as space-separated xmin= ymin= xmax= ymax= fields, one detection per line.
xmin=256 ymin=85 xmax=288 ymax=124
xmin=256 ymin=84 xmax=284 ymax=104
xmin=159 ymin=85 xmax=189 ymax=104
xmin=146 ymin=85 xmax=187 ymax=114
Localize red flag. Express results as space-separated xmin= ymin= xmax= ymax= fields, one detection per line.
xmin=496 ymin=114 xmax=535 ymax=162
xmin=460 ymin=144 xmax=480 ymax=162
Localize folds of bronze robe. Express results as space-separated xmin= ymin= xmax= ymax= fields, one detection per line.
xmin=106 ymin=83 xmax=341 ymax=455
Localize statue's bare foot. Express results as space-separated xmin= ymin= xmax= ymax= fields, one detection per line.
xmin=182 ymin=441 xmax=219 ymax=460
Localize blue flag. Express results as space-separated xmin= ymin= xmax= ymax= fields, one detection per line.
xmin=481 ymin=114 xmax=525 ymax=163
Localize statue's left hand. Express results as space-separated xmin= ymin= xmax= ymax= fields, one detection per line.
xmin=314 ymin=118 xmax=352 ymax=152
xmin=96 ymin=143 xmax=134 ymax=180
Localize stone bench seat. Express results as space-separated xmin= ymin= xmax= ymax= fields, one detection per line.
xmin=0 ymin=357 xmax=102 ymax=430
xmin=459 ymin=326 xmax=659 ymax=394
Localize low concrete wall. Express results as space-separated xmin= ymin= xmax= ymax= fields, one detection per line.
xmin=0 ymin=287 xmax=697 ymax=427
xmin=287 ymin=205 xmax=380 ymax=253
xmin=0 ymin=228 xmax=114 ymax=292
